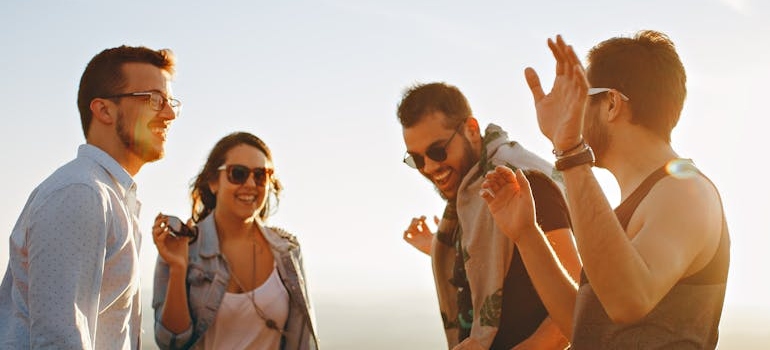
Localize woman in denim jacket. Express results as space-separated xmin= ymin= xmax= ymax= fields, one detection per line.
xmin=151 ymin=132 xmax=319 ymax=349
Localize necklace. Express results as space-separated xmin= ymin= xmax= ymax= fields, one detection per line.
xmin=223 ymin=236 xmax=283 ymax=335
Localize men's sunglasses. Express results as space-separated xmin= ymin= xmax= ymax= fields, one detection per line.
xmin=217 ymin=164 xmax=274 ymax=186
xmin=403 ymin=127 xmax=460 ymax=169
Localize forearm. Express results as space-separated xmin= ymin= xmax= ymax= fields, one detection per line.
xmin=160 ymin=266 xmax=192 ymax=333
xmin=516 ymin=316 xmax=570 ymax=350
xmin=517 ymin=228 xmax=577 ymax=338
xmin=562 ymin=165 xmax=651 ymax=318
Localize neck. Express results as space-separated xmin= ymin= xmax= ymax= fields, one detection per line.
xmin=86 ymin=139 xmax=143 ymax=176
xmin=213 ymin=210 xmax=259 ymax=241
xmin=601 ymin=129 xmax=678 ymax=201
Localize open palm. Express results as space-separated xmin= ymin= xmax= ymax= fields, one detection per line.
xmin=525 ymin=35 xmax=589 ymax=151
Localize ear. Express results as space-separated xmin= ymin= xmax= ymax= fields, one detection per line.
xmin=90 ymin=98 xmax=116 ymax=125
xmin=606 ymin=92 xmax=625 ymax=123
xmin=464 ymin=116 xmax=481 ymax=135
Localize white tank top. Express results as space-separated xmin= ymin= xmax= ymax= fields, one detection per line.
xmin=202 ymin=265 xmax=290 ymax=349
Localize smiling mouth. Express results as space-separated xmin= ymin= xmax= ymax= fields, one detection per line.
xmin=236 ymin=194 xmax=258 ymax=203
xmin=432 ymin=168 xmax=452 ymax=187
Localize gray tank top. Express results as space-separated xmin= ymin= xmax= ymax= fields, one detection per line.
xmin=571 ymin=162 xmax=730 ymax=349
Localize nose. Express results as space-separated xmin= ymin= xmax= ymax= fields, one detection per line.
xmin=421 ymin=156 xmax=442 ymax=175
xmin=158 ymin=101 xmax=178 ymax=120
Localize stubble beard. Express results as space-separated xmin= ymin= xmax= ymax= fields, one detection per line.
xmin=116 ymin=110 xmax=163 ymax=164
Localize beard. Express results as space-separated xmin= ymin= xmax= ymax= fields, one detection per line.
xmin=432 ymin=135 xmax=478 ymax=201
xmin=116 ymin=110 xmax=163 ymax=163
xmin=584 ymin=111 xmax=610 ymax=167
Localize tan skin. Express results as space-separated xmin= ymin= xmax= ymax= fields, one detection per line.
xmin=402 ymin=113 xmax=579 ymax=349
xmin=481 ymin=35 xmax=723 ymax=338
xmin=153 ymin=144 xmax=276 ymax=334
xmin=88 ymin=62 xmax=177 ymax=176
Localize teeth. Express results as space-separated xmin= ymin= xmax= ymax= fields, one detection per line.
xmin=236 ymin=195 xmax=257 ymax=202
xmin=151 ymin=127 xmax=167 ymax=137
xmin=433 ymin=169 xmax=451 ymax=184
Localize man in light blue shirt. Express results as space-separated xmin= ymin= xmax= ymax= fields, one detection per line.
xmin=0 ymin=46 xmax=180 ymax=349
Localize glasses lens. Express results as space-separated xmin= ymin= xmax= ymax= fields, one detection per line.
xmin=227 ymin=165 xmax=251 ymax=184
xmin=148 ymin=92 xmax=164 ymax=111
xmin=426 ymin=146 xmax=448 ymax=163
xmin=403 ymin=154 xmax=422 ymax=169
xmin=167 ymin=216 xmax=183 ymax=233
xmin=252 ymin=168 xmax=268 ymax=185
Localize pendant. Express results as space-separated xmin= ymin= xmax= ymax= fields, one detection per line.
xmin=266 ymin=319 xmax=278 ymax=330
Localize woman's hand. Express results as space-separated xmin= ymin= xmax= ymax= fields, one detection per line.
xmin=152 ymin=213 xmax=190 ymax=269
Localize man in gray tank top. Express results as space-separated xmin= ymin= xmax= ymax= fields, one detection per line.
xmin=479 ymin=30 xmax=729 ymax=349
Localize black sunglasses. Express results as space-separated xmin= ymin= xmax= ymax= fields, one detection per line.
xmin=217 ymin=164 xmax=274 ymax=186
xmin=166 ymin=215 xmax=199 ymax=243
xmin=403 ymin=127 xmax=461 ymax=169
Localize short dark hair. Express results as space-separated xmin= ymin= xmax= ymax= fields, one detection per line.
xmin=397 ymin=82 xmax=472 ymax=128
xmin=587 ymin=30 xmax=686 ymax=142
xmin=77 ymin=45 xmax=176 ymax=137
xmin=190 ymin=132 xmax=282 ymax=223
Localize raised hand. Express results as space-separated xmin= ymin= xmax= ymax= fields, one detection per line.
xmin=152 ymin=213 xmax=190 ymax=269
xmin=403 ymin=215 xmax=437 ymax=255
xmin=480 ymin=166 xmax=538 ymax=242
xmin=525 ymin=35 xmax=589 ymax=151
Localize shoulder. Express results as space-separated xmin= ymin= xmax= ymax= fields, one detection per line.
xmin=267 ymin=226 xmax=301 ymax=246
xmin=631 ymin=170 xmax=723 ymax=245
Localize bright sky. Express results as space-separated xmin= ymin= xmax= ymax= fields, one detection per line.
xmin=1 ymin=0 xmax=768 ymax=348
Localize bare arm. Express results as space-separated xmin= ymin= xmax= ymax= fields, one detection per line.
xmin=482 ymin=167 xmax=580 ymax=338
xmin=561 ymin=166 xmax=721 ymax=322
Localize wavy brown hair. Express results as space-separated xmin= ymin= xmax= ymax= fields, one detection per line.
xmin=190 ymin=132 xmax=283 ymax=223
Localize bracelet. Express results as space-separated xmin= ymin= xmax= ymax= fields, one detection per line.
xmin=555 ymin=145 xmax=595 ymax=171
xmin=552 ymin=138 xmax=585 ymax=157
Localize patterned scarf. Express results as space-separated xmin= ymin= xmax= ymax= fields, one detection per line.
xmin=432 ymin=124 xmax=562 ymax=349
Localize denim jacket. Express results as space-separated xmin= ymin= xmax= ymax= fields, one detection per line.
xmin=152 ymin=214 xmax=319 ymax=349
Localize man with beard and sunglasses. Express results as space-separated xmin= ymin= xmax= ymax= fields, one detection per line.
xmin=481 ymin=31 xmax=730 ymax=349
xmin=398 ymin=82 xmax=581 ymax=349
xmin=0 ymin=45 xmax=180 ymax=349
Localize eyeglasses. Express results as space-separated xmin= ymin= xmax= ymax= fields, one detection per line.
xmin=403 ymin=127 xmax=461 ymax=169
xmin=217 ymin=164 xmax=274 ymax=186
xmin=101 ymin=91 xmax=182 ymax=114
xmin=588 ymin=87 xmax=629 ymax=101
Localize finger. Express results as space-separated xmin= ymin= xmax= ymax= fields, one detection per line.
xmin=514 ymin=169 xmax=532 ymax=197
xmin=548 ymin=37 xmax=564 ymax=75
xmin=479 ymin=188 xmax=496 ymax=200
xmin=524 ymin=67 xmax=545 ymax=103
xmin=433 ymin=215 xmax=440 ymax=226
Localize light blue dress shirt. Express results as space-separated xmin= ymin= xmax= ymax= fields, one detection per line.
xmin=0 ymin=144 xmax=143 ymax=349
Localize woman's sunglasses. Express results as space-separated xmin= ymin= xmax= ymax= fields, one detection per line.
xmin=166 ymin=215 xmax=199 ymax=243
xmin=217 ymin=164 xmax=274 ymax=186
xmin=403 ymin=127 xmax=460 ymax=169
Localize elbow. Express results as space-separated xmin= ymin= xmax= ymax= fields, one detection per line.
xmin=605 ymin=296 xmax=654 ymax=325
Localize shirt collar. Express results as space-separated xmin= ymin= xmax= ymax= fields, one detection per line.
xmin=78 ymin=144 xmax=136 ymax=194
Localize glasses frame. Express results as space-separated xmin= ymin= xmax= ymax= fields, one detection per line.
xmin=403 ymin=126 xmax=461 ymax=169
xmin=101 ymin=90 xmax=182 ymax=114
xmin=588 ymin=87 xmax=629 ymax=101
xmin=217 ymin=164 xmax=274 ymax=186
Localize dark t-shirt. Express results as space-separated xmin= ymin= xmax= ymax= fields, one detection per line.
xmin=490 ymin=170 xmax=571 ymax=349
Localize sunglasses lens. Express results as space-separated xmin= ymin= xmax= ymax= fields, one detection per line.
xmin=253 ymin=169 xmax=267 ymax=185
xmin=228 ymin=165 xmax=250 ymax=184
xmin=426 ymin=147 xmax=448 ymax=163
xmin=167 ymin=216 xmax=182 ymax=232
